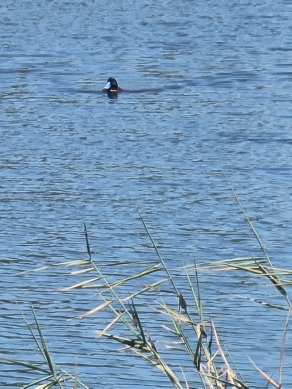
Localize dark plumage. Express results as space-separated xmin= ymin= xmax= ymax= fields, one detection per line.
xmin=102 ymin=77 xmax=124 ymax=98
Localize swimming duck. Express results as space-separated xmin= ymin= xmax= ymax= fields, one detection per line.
xmin=102 ymin=77 xmax=124 ymax=98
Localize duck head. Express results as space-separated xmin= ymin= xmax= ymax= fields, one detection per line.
xmin=103 ymin=77 xmax=123 ymax=98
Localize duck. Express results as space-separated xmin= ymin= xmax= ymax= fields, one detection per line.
xmin=102 ymin=77 xmax=124 ymax=98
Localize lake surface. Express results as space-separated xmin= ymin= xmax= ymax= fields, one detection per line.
xmin=1 ymin=0 xmax=292 ymax=388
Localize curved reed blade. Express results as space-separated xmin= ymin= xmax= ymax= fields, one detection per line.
xmin=0 ymin=356 xmax=51 ymax=374
xmin=249 ymin=357 xmax=280 ymax=389
xmin=255 ymin=261 xmax=287 ymax=297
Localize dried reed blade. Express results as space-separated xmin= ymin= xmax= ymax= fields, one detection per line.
xmin=108 ymin=263 xmax=161 ymax=288
xmin=180 ymin=365 xmax=190 ymax=389
xmin=249 ymin=357 xmax=280 ymax=388
xmin=70 ymin=267 xmax=95 ymax=275
xmin=161 ymin=323 xmax=181 ymax=336
xmin=78 ymin=299 xmax=114 ymax=319
xmin=279 ymin=309 xmax=291 ymax=388
xmin=190 ymin=256 xmax=266 ymax=272
xmin=17 ymin=260 xmax=90 ymax=275
xmin=97 ymin=311 xmax=125 ymax=338
xmin=59 ymin=277 xmax=100 ymax=291
xmin=121 ymin=279 xmax=167 ymax=301
xmin=158 ymin=302 xmax=197 ymax=325
xmin=224 ymin=263 xmax=263 ymax=275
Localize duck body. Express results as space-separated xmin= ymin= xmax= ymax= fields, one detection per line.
xmin=102 ymin=77 xmax=124 ymax=98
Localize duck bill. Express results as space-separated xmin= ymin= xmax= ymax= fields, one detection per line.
xmin=103 ymin=81 xmax=111 ymax=90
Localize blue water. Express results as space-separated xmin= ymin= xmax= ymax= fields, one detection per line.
xmin=1 ymin=0 xmax=292 ymax=388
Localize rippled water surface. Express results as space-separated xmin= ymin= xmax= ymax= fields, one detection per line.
xmin=1 ymin=0 xmax=292 ymax=388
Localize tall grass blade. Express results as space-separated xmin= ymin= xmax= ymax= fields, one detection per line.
xmin=130 ymin=299 xmax=146 ymax=343
xmin=30 ymin=304 xmax=56 ymax=376
xmin=228 ymin=182 xmax=273 ymax=267
xmin=84 ymin=222 xmax=92 ymax=261
xmin=194 ymin=260 xmax=203 ymax=320
xmin=137 ymin=209 xmax=179 ymax=295
xmin=279 ymin=309 xmax=291 ymax=388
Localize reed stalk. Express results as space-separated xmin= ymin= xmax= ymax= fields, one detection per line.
xmin=6 ymin=203 xmax=292 ymax=388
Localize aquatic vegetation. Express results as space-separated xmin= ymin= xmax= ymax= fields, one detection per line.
xmin=1 ymin=197 xmax=292 ymax=388
xmin=0 ymin=303 xmax=89 ymax=389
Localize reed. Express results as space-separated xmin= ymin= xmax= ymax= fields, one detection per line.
xmin=4 ymin=201 xmax=292 ymax=388
xmin=61 ymin=214 xmax=291 ymax=388
xmin=0 ymin=304 xmax=89 ymax=389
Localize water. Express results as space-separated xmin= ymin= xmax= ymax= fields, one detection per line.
xmin=1 ymin=0 xmax=292 ymax=387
